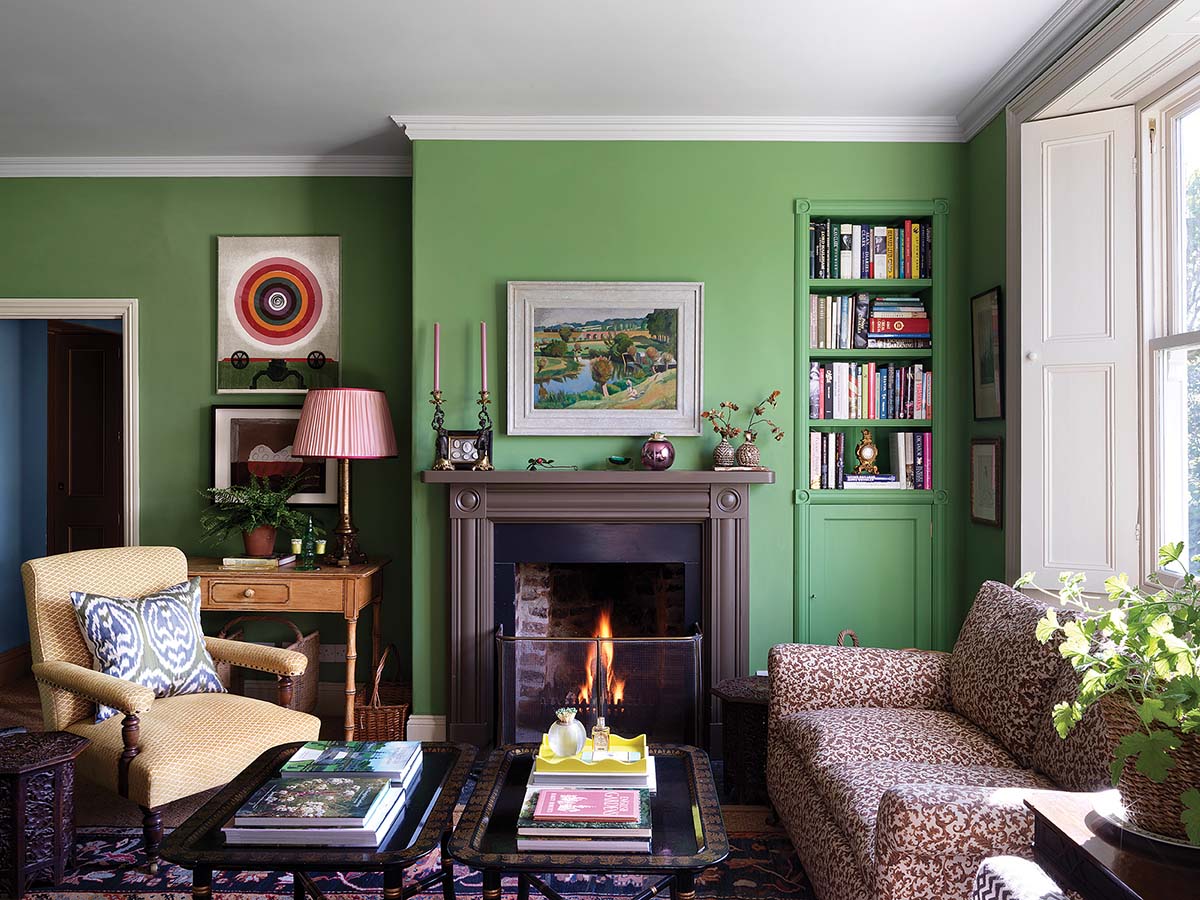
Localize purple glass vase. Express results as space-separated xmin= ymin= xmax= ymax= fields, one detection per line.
xmin=641 ymin=432 xmax=675 ymax=471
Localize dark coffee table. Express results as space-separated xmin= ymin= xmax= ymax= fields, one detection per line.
xmin=448 ymin=744 xmax=729 ymax=900
xmin=161 ymin=741 xmax=474 ymax=900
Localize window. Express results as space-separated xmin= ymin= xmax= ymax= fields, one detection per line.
xmin=1153 ymin=90 xmax=1200 ymax=576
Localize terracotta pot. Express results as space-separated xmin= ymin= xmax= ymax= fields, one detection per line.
xmin=1102 ymin=694 xmax=1200 ymax=841
xmin=712 ymin=438 xmax=735 ymax=468
xmin=735 ymin=437 xmax=761 ymax=468
xmin=641 ymin=432 xmax=675 ymax=471
xmin=242 ymin=525 xmax=278 ymax=557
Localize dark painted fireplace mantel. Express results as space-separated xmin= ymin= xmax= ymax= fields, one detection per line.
xmin=421 ymin=468 xmax=775 ymax=746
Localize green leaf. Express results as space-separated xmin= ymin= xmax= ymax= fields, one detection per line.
xmin=1036 ymin=609 xmax=1060 ymax=644
xmin=1181 ymin=788 xmax=1200 ymax=845
xmin=1159 ymin=542 xmax=1185 ymax=569
xmin=1014 ymin=572 xmax=1036 ymax=589
xmin=1137 ymin=698 xmax=1178 ymax=728
xmin=1114 ymin=730 xmax=1181 ymax=783
xmin=1051 ymin=700 xmax=1083 ymax=738
xmin=1060 ymin=620 xmax=1092 ymax=658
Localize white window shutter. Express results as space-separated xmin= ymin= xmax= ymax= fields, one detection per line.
xmin=1019 ymin=107 xmax=1139 ymax=588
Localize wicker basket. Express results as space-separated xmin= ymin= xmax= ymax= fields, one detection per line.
xmin=836 ymin=629 xmax=860 ymax=647
xmin=215 ymin=615 xmax=320 ymax=714
xmin=355 ymin=643 xmax=411 ymax=741
xmin=1102 ymin=694 xmax=1200 ymax=841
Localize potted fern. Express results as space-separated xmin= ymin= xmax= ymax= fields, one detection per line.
xmin=200 ymin=474 xmax=316 ymax=557
xmin=1019 ymin=542 xmax=1200 ymax=844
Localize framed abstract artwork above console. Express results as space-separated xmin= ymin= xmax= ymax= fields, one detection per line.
xmin=212 ymin=406 xmax=336 ymax=504
xmin=506 ymin=281 xmax=703 ymax=435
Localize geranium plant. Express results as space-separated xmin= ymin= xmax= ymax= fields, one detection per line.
xmin=1017 ymin=542 xmax=1200 ymax=843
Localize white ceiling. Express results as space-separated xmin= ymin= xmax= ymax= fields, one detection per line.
xmin=0 ymin=1 xmax=1078 ymax=159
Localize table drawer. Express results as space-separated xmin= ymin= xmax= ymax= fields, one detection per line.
xmin=207 ymin=581 xmax=291 ymax=606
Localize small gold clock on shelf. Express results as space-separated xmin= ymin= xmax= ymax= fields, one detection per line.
xmin=853 ymin=429 xmax=879 ymax=475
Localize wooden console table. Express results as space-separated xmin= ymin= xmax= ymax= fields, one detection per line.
xmin=188 ymin=556 xmax=389 ymax=740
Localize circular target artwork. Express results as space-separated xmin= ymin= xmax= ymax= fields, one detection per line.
xmin=217 ymin=236 xmax=340 ymax=393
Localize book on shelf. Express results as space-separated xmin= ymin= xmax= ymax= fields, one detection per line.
xmin=811 ymin=432 xmax=932 ymax=490
xmin=220 ymin=554 xmax=296 ymax=568
xmin=810 ymin=295 xmax=930 ymax=351
xmin=808 ymin=219 xmax=932 ymax=280
xmin=280 ymin=741 xmax=422 ymax=785
xmin=808 ymin=362 xmax=931 ymax=421
xmin=223 ymin=784 xmax=408 ymax=847
xmin=233 ymin=776 xmax=394 ymax=828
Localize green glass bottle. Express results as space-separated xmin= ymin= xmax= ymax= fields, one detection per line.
xmin=298 ymin=515 xmax=317 ymax=570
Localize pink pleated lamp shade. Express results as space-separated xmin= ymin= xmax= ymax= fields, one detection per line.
xmin=293 ymin=388 xmax=398 ymax=459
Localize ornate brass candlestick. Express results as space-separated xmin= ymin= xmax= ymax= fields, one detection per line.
xmin=473 ymin=390 xmax=495 ymax=471
xmin=430 ymin=390 xmax=455 ymax=471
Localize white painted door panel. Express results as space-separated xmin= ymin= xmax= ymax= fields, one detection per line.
xmin=1020 ymin=107 xmax=1138 ymax=588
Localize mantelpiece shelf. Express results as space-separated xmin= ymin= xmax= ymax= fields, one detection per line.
xmin=421 ymin=469 xmax=775 ymax=485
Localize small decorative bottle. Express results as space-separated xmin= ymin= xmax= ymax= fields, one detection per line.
xmin=591 ymin=716 xmax=612 ymax=754
xmin=548 ymin=707 xmax=587 ymax=758
xmin=297 ymin=516 xmax=317 ymax=571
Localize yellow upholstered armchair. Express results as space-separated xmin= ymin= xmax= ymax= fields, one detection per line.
xmin=22 ymin=546 xmax=321 ymax=871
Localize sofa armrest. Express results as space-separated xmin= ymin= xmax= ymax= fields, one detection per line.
xmin=973 ymin=856 xmax=1070 ymax=900
xmin=767 ymin=643 xmax=951 ymax=721
xmin=32 ymin=660 xmax=155 ymax=717
xmin=205 ymin=637 xmax=308 ymax=677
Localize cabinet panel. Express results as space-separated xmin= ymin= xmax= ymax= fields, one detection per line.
xmin=808 ymin=504 xmax=932 ymax=649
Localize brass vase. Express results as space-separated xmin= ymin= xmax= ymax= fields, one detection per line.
xmin=735 ymin=436 xmax=761 ymax=468
xmin=713 ymin=438 xmax=735 ymax=468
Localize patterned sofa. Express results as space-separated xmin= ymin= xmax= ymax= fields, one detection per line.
xmin=767 ymin=581 xmax=1110 ymax=900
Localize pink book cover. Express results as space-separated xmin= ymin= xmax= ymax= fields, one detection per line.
xmin=533 ymin=789 xmax=640 ymax=823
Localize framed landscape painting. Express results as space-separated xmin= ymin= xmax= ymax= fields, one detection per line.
xmin=506 ymin=281 xmax=703 ymax=436
xmin=216 ymin=236 xmax=341 ymax=393
xmin=212 ymin=406 xmax=336 ymax=504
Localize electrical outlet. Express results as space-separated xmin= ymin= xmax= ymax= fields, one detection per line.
xmin=318 ymin=643 xmax=347 ymax=663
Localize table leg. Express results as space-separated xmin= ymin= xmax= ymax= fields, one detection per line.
xmin=673 ymin=871 xmax=695 ymax=900
xmin=344 ymin=614 xmax=359 ymax=740
xmin=440 ymin=830 xmax=455 ymax=900
xmin=192 ymin=866 xmax=212 ymax=900
xmin=517 ymin=873 xmax=530 ymax=900
xmin=482 ymin=870 xmax=501 ymax=900
xmin=293 ymin=872 xmax=305 ymax=900
xmin=384 ymin=864 xmax=403 ymax=900
xmin=372 ymin=595 xmax=382 ymax=671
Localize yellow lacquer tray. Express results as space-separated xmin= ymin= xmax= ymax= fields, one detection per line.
xmin=535 ymin=733 xmax=650 ymax=775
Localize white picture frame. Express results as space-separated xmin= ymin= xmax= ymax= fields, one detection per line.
xmin=507 ymin=281 xmax=703 ymax=436
xmin=212 ymin=406 xmax=337 ymax=505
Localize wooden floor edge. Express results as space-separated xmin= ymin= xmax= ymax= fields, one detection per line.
xmin=0 ymin=643 xmax=32 ymax=687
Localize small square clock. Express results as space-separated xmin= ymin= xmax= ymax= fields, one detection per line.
xmin=444 ymin=430 xmax=483 ymax=469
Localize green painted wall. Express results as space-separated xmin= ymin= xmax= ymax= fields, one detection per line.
xmin=410 ymin=140 xmax=969 ymax=714
xmin=963 ymin=115 xmax=1008 ymax=608
xmin=0 ymin=178 xmax=413 ymax=666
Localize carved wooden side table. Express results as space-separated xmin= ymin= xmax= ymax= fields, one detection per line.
xmin=712 ymin=675 xmax=769 ymax=804
xmin=0 ymin=731 xmax=90 ymax=898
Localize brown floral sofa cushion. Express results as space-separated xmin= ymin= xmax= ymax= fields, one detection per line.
xmin=949 ymin=581 xmax=1063 ymax=768
xmin=777 ymin=706 xmax=1018 ymax=769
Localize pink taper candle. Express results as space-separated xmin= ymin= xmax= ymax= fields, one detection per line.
xmin=480 ymin=321 xmax=488 ymax=393
xmin=433 ymin=322 xmax=441 ymax=392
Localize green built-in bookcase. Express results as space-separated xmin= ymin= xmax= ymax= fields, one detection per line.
xmin=793 ymin=198 xmax=949 ymax=650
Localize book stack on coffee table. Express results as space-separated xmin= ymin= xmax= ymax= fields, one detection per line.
xmin=516 ymin=788 xmax=652 ymax=853
xmin=222 ymin=741 xmax=423 ymax=847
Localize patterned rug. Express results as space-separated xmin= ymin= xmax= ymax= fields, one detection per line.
xmin=27 ymin=826 xmax=812 ymax=900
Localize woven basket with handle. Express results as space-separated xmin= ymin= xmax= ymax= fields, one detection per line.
xmin=215 ymin=615 xmax=320 ymax=714
xmin=355 ymin=643 xmax=412 ymax=741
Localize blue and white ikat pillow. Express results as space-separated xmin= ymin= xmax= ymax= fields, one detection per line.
xmin=70 ymin=577 xmax=225 ymax=722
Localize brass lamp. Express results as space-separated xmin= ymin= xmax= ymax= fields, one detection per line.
xmin=293 ymin=388 xmax=398 ymax=566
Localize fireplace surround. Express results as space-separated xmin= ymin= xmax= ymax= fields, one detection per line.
xmin=422 ymin=468 xmax=775 ymax=748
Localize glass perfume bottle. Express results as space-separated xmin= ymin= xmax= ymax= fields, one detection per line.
xmin=591 ymin=716 xmax=611 ymax=754
xmin=548 ymin=707 xmax=586 ymax=758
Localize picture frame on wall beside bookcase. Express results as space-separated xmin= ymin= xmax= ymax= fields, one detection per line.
xmin=970 ymin=438 xmax=1002 ymax=527
xmin=793 ymin=198 xmax=948 ymax=652
xmin=970 ymin=286 xmax=1004 ymax=420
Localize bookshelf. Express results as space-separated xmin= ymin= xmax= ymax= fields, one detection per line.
xmin=793 ymin=198 xmax=949 ymax=651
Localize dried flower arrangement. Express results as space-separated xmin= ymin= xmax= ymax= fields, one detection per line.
xmin=702 ymin=390 xmax=784 ymax=468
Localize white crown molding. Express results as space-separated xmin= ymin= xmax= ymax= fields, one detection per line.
xmin=957 ymin=0 xmax=1121 ymax=140
xmin=392 ymin=115 xmax=964 ymax=142
xmin=0 ymin=155 xmax=411 ymax=177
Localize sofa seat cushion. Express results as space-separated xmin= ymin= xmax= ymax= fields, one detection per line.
xmin=811 ymin=759 xmax=1055 ymax=884
xmin=776 ymin=706 xmax=1020 ymax=770
xmin=67 ymin=691 xmax=320 ymax=809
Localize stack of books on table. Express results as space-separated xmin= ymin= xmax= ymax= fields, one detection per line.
xmin=516 ymin=788 xmax=652 ymax=853
xmin=222 ymin=740 xmax=422 ymax=847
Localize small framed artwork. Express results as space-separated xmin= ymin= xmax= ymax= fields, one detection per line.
xmin=507 ymin=281 xmax=703 ymax=436
xmin=442 ymin=430 xmax=486 ymax=470
xmin=216 ymin=236 xmax=342 ymax=393
xmin=970 ymin=438 xmax=1002 ymax=527
xmin=970 ymin=286 xmax=1004 ymax=420
xmin=212 ymin=406 xmax=336 ymax=504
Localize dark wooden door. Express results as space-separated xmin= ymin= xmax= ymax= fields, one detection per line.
xmin=47 ymin=323 xmax=123 ymax=553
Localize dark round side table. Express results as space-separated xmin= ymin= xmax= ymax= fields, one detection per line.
xmin=0 ymin=731 xmax=90 ymax=898
xmin=712 ymin=675 xmax=769 ymax=804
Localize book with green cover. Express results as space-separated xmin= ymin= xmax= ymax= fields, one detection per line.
xmin=234 ymin=776 xmax=391 ymax=827
xmin=280 ymin=741 xmax=421 ymax=779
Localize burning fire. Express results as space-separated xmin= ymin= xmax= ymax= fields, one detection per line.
xmin=577 ymin=610 xmax=626 ymax=707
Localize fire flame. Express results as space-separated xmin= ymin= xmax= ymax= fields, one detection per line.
xmin=578 ymin=610 xmax=625 ymax=707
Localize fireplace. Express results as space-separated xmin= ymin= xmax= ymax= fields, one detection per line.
xmin=422 ymin=468 xmax=775 ymax=749
xmin=492 ymin=523 xmax=704 ymax=743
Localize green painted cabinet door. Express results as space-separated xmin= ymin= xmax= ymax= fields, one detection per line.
xmin=807 ymin=504 xmax=933 ymax=649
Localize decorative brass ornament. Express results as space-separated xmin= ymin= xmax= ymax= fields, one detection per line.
xmin=853 ymin=428 xmax=879 ymax=475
